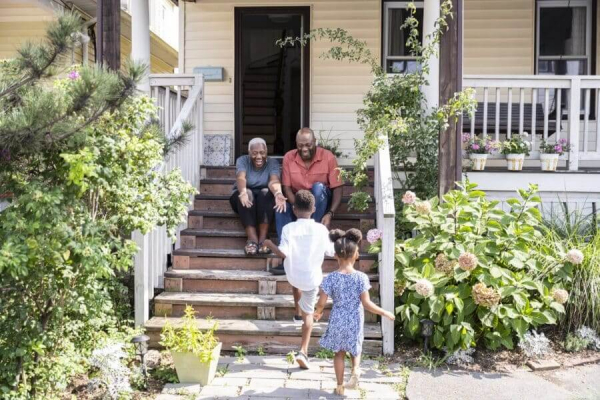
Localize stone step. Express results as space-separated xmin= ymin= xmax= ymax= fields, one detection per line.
xmin=199 ymin=178 xmax=374 ymax=197
xmin=179 ymin=228 xmax=372 ymax=252
xmin=172 ymin=248 xmax=377 ymax=273
xmin=144 ymin=317 xmax=383 ymax=355
xmin=153 ymin=292 xmax=379 ymax=322
xmin=187 ymin=210 xmax=375 ymax=232
xmin=203 ymin=165 xmax=376 ymax=180
xmin=194 ymin=194 xmax=375 ymax=214
xmin=163 ymin=269 xmax=380 ymax=296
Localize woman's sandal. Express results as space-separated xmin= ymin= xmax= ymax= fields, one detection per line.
xmin=244 ymin=241 xmax=258 ymax=255
xmin=258 ymin=241 xmax=272 ymax=254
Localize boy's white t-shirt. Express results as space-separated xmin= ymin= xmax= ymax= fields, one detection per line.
xmin=278 ymin=218 xmax=336 ymax=291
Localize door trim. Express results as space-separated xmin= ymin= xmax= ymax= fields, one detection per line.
xmin=234 ymin=6 xmax=311 ymax=159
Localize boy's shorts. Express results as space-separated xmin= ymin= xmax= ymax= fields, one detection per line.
xmin=298 ymin=287 xmax=319 ymax=314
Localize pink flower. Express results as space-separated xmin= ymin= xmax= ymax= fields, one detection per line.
xmin=402 ymin=191 xmax=417 ymax=205
xmin=552 ymin=289 xmax=569 ymax=304
xmin=554 ymin=145 xmax=563 ymax=153
xmin=366 ymin=229 xmax=383 ymax=244
xmin=471 ymin=144 xmax=480 ymax=150
xmin=462 ymin=133 xmax=471 ymax=143
xmin=559 ymin=138 xmax=568 ymax=145
xmin=415 ymin=279 xmax=434 ymax=297
xmin=415 ymin=201 xmax=432 ymax=215
xmin=68 ymin=70 xmax=80 ymax=80
xmin=566 ymin=249 xmax=584 ymax=265
xmin=458 ymin=252 xmax=478 ymax=271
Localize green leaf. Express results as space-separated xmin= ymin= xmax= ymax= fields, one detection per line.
xmin=549 ymin=302 xmax=565 ymax=314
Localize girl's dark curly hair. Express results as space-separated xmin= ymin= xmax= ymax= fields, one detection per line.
xmin=329 ymin=228 xmax=362 ymax=259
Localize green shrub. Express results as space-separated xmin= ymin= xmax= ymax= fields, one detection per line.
xmin=393 ymin=183 xmax=576 ymax=352
xmin=564 ymin=333 xmax=590 ymax=353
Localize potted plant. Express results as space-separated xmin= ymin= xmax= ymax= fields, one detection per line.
xmin=501 ymin=133 xmax=531 ymax=171
xmin=539 ymin=138 xmax=570 ymax=172
xmin=160 ymin=305 xmax=222 ymax=385
xmin=463 ymin=134 xmax=500 ymax=171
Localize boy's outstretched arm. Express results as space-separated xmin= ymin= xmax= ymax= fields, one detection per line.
xmin=262 ymin=239 xmax=286 ymax=259
xmin=314 ymin=289 xmax=328 ymax=321
xmin=360 ymin=291 xmax=395 ymax=321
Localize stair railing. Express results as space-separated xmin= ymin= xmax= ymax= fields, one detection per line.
xmin=133 ymin=74 xmax=205 ymax=326
xmin=374 ymin=134 xmax=396 ymax=355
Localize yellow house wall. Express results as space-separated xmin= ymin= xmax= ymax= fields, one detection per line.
xmin=181 ymin=0 xmax=381 ymax=161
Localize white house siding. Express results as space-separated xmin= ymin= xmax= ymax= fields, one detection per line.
xmin=464 ymin=0 xmax=535 ymax=75
xmin=181 ymin=0 xmax=380 ymax=163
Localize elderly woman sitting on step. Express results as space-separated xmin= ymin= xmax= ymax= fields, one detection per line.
xmin=230 ymin=138 xmax=287 ymax=255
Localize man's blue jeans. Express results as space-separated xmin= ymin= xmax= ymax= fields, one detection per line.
xmin=275 ymin=182 xmax=331 ymax=239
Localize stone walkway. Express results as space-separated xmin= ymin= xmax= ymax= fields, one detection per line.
xmin=157 ymin=356 xmax=407 ymax=399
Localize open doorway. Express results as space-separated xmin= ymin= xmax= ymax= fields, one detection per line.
xmin=235 ymin=7 xmax=310 ymax=158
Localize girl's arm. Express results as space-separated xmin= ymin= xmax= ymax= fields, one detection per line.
xmin=360 ymin=291 xmax=395 ymax=321
xmin=314 ymin=289 xmax=329 ymax=321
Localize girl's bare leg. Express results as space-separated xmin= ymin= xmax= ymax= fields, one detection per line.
xmin=351 ymin=354 xmax=361 ymax=373
xmin=345 ymin=353 xmax=362 ymax=389
xmin=333 ymin=351 xmax=346 ymax=394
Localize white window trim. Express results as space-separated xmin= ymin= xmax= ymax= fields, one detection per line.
xmin=535 ymin=0 xmax=593 ymax=75
xmin=383 ymin=1 xmax=423 ymax=73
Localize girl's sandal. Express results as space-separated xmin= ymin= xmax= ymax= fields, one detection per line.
xmin=334 ymin=385 xmax=345 ymax=396
xmin=345 ymin=368 xmax=361 ymax=389
xmin=258 ymin=242 xmax=272 ymax=254
xmin=244 ymin=241 xmax=258 ymax=255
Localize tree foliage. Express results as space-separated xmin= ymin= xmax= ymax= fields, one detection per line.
xmin=0 ymin=13 xmax=195 ymax=398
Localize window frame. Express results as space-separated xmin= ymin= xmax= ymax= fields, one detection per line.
xmin=535 ymin=0 xmax=593 ymax=75
xmin=383 ymin=1 xmax=423 ymax=74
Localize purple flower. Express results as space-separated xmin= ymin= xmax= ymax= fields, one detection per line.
xmin=68 ymin=70 xmax=80 ymax=80
xmin=559 ymin=138 xmax=568 ymax=145
xmin=462 ymin=133 xmax=471 ymax=143
xmin=554 ymin=145 xmax=563 ymax=153
xmin=471 ymin=144 xmax=480 ymax=150
xmin=366 ymin=229 xmax=383 ymax=244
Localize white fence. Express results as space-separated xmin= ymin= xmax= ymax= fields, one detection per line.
xmin=463 ymin=75 xmax=600 ymax=171
xmin=374 ymin=135 xmax=396 ymax=355
xmin=134 ymin=74 xmax=204 ymax=326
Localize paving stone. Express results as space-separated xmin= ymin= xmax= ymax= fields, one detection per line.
xmin=210 ymin=377 xmax=249 ymax=387
xmin=284 ymin=379 xmax=320 ymax=389
xmin=155 ymin=395 xmax=184 ymax=400
xmin=310 ymin=387 xmax=363 ymax=399
xmin=162 ymin=383 xmax=202 ymax=395
xmin=198 ymin=385 xmax=241 ymax=398
xmin=247 ymin=378 xmax=287 ymax=389
xmin=359 ymin=382 xmax=401 ymax=398
xmin=225 ymin=366 xmax=289 ymax=379
xmin=240 ymin=386 xmax=311 ymax=398
xmin=527 ymin=359 xmax=561 ymax=371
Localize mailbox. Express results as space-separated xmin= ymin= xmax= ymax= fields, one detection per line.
xmin=193 ymin=67 xmax=224 ymax=82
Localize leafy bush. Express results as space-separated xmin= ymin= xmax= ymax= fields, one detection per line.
xmin=564 ymin=333 xmax=590 ymax=353
xmin=160 ymin=306 xmax=219 ymax=362
xmin=393 ymin=183 xmax=577 ymax=352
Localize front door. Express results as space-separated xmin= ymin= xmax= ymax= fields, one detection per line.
xmin=234 ymin=7 xmax=310 ymax=158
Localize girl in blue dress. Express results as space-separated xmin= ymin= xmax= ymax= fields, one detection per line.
xmin=314 ymin=229 xmax=395 ymax=395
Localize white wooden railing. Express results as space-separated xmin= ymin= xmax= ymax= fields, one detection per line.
xmin=463 ymin=75 xmax=600 ymax=170
xmin=374 ymin=135 xmax=396 ymax=355
xmin=134 ymin=74 xmax=204 ymax=326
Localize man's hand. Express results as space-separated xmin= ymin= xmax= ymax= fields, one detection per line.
xmin=320 ymin=212 xmax=332 ymax=228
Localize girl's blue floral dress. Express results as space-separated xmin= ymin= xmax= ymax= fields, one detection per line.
xmin=319 ymin=271 xmax=371 ymax=356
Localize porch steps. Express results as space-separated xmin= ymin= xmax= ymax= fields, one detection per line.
xmin=144 ymin=165 xmax=383 ymax=355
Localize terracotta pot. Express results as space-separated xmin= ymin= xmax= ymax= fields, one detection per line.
xmin=469 ymin=154 xmax=488 ymax=171
xmin=171 ymin=342 xmax=222 ymax=385
xmin=506 ymin=154 xmax=525 ymax=171
xmin=540 ymin=153 xmax=559 ymax=171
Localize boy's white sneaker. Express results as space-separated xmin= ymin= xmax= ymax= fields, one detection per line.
xmin=295 ymin=351 xmax=310 ymax=369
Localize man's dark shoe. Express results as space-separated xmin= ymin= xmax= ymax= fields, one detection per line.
xmin=270 ymin=265 xmax=285 ymax=275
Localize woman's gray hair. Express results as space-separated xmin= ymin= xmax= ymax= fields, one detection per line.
xmin=248 ymin=137 xmax=268 ymax=153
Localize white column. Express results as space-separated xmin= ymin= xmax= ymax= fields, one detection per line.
xmin=132 ymin=0 xmax=151 ymax=93
xmin=423 ymin=0 xmax=440 ymax=110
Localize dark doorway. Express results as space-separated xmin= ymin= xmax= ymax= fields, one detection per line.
xmin=235 ymin=7 xmax=310 ymax=158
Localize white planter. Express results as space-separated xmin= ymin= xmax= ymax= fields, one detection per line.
xmin=506 ymin=154 xmax=525 ymax=171
xmin=540 ymin=153 xmax=559 ymax=171
xmin=469 ymin=154 xmax=488 ymax=171
xmin=171 ymin=342 xmax=222 ymax=385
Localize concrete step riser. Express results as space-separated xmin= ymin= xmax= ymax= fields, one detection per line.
xmin=194 ymin=199 xmax=375 ymax=214
xmin=200 ymin=183 xmax=374 ymax=197
xmin=188 ymin=215 xmax=375 ymax=232
xmin=164 ymin=277 xmax=380 ymax=297
xmin=173 ymin=255 xmax=376 ymax=273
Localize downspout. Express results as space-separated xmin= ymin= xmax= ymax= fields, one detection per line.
xmin=81 ymin=18 xmax=97 ymax=65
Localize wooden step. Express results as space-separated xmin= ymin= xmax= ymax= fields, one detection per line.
xmin=203 ymin=165 xmax=376 ymax=180
xmin=244 ymin=90 xmax=276 ymax=99
xmin=242 ymin=125 xmax=275 ymax=134
xmin=244 ymin=75 xmax=278 ymax=83
xmin=188 ymin=210 xmax=376 ymax=232
xmin=194 ymin=194 xmax=375 ymax=214
xmin=244 ymin=107 xmax=275 ymax=116
xmin=144 ymin=317 xmax=383 ymax=355
xmin=163 ymin=269 xmax=379 ymax=296
xmin=172 ymin=248 xmax=377 ymax=273
xmin=153 ymin=292 xmax=379 ymax=322
xmin=243 ymin=115 xmax=276 ymax=125
xmin=244 ymin=82 xmax=277 ymax=91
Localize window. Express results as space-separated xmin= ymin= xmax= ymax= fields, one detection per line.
xmin=536 ymin=0 xmax=592 ymax=76
xmin=383 ymin=2 xmax=423 ymax=74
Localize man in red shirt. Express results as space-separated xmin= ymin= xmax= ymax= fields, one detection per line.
xmin=271 ymin=127 xmax=343 ymax=277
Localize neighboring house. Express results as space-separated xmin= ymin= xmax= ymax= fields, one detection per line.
xmin=0 ymin=0 xmax=178 ymax=73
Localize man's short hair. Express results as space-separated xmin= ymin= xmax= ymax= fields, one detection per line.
xmin=294 ymin=190 xmax=315 ymax=212
xmin=296 ymin=127 xmax=315 ymax=141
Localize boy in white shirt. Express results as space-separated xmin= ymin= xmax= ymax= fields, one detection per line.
xmin=263 ymin=190 xmax=335 ymax=369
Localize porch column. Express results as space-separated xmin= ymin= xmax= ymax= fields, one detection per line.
xmin=423 ymin=0 xmax=440 ymax=109
xmin=131 ymin=0 xmax=151 ymax=93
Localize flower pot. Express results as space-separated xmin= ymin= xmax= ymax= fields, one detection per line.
xmin=540 ymin=153 xmax=559 ymax=171
xmin=506 ymin=154 xmax=525 ymax=171
xmin=469 ymin=154 xmax=488 ymax=171
xmin=171 ymin=342 xmax=222 ymax=385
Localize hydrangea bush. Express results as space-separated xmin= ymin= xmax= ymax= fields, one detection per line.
xmin=394 ymin=183 xmax=579 ymax=352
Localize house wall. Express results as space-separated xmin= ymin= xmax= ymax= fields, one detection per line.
xmin=181 ymin=0 xmax=381 ymax=163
